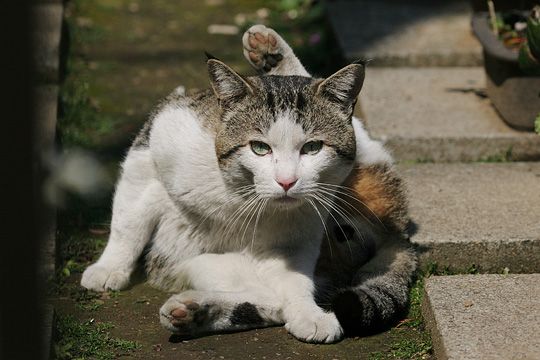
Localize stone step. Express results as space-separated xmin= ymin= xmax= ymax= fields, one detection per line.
xmin=399 ymin=162 xmax=540 ymax=273
xmin=422 ymin=274 xmax=540 ymax=360
xmin=327 ymin=0 xmax=481 ymax=66
xmin=361 ymin=67 xmax=540 ymax=162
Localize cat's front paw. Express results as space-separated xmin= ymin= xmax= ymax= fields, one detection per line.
xmin=159 ymin=292 xmax=212 ymax=335
xmin=285 ymin=309 xmax=343 ymax=344
xmin=242 ymin=25 xmax=287 ymax=72
xmin=80 ymin=263 xmax=130 ymax=292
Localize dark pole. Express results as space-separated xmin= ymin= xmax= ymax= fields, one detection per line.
xmin=0 ymin=0 xmax=43 ymax=359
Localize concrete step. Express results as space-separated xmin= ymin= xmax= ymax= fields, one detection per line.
xmin=399 ymin=162 xmax=540 ymax=273
xmin=422 ymin=274 xmax=540 ymax=360
xmin=361 ymin=67 xmax=540 ymax=162
xmin=327 ymin=0 xmax=481 ymax=66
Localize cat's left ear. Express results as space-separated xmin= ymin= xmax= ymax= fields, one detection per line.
xmin=315 ymin=62 xmax=365 ymax=112
xmin=207 ymin=59 xmax=254 ymax=109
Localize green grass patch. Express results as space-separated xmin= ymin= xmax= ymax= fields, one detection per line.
xmin=54 ymin=315 xmax=140 ymax=360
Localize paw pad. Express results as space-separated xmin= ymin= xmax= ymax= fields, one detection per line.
xmin=243 ymin=25 xmax=286 ymax=72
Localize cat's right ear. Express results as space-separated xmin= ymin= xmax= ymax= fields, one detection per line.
xmin=207 ymin=59 xmax=254 ymax=109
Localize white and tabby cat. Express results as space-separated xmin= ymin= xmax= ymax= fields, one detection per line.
xmin=81 ymin=25 xmax=416 ymax=343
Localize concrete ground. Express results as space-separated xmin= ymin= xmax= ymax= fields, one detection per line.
xmin=327 ymin=0 xmax=482 ymax=66
xmin=423 ymin=275 xmax=540 ymax=360
xmin=401 ymin=162 xmax=540 ymax=273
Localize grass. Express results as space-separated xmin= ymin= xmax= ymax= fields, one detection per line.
xmin=54 ymin=316 xmax=140 ymax=360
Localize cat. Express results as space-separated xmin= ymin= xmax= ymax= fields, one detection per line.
xmin=81 ymin=24 xmax=416 ymax=343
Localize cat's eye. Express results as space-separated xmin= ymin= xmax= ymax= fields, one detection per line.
xmin=250 ymin=141 xmax=271 ymax=156
xmin=301 ymin=140 xmax=323 ymax=155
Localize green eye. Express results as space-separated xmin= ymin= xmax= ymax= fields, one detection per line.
xmin=301 ymin=140 xmax=323 ymax=155
xmin=250 ymin=141 xmax=271 ymax=156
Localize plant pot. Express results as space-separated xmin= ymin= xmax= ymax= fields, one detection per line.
xmin=472 ymin=12 xmax=540 ymax=130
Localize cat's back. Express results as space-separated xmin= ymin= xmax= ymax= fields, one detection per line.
xmin=132 ymin=88 xmax=221 ymax=150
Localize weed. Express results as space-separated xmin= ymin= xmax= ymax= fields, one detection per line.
xmin=54 ymin=315 xmax=140 ymax=359
xmin=478 ymin=147 xmax=513 ymax=163
xmin=77 ymin=299 xmax=105 ymax=312
xmin=389 ymin=338 xmax=432 ymax=359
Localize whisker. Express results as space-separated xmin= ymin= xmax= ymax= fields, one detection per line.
xmin=315 ymin=185 xmax=380 ymax=229
xmin=309 ymin=193 xmax=354 ymax=257
xmin=312 ymin=189 xmax=371 ymax=251
xmin=198 ymin=185 xmax=256 ymax=226
xmin=237 ymin=195 xmax=263 ymax=248
xmin=250 ymin=198 xmax=268 ymax=253
xmin=306 ymin=198 xmax=333 ymax=258
xmin=316 ymin=183 xmax=386 ymax=228
xmin=221 ymin=193 xmax=259 ymax=249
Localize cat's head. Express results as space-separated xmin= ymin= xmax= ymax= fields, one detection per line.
xmin=208 ymin=59 xmax=364 ymax=209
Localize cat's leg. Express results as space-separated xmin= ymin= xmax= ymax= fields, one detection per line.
xmin=81 ymin=149 xmax=163 ymax=291
xmin=160 ymin=289 xmax=282 ymax=335
xmin=268 ymin=257 xmax=344 ymax=343
xmin=158 ymin=252 xmax=343 ymax=343
xmin=242 ymin=24 xmax=310 ymax=76
xmin=158 ymin=253 xmax=282 ymax=335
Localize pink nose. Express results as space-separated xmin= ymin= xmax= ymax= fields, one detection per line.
xmin=277 ymin=179 xmax=297 ymax=191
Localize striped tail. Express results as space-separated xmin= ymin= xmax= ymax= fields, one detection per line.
xmin=331 ymin=240 xmax=417 ymax=336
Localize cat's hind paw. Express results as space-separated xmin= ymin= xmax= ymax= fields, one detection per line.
xmin=159 ymin=292 xmax=211 ymax=335
xmin=80 ymin=264 xmax=130 ymax=292
xmin=242 ymin=25 xmax=287 ymax=72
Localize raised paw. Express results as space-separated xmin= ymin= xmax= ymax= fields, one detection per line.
xmin=242 ymin=24 xmax=287 ymax=72
xmin=159 ymin=292 xmax=212 ymax=335
xmin=285 ymin=309 xmax=344 ymax=344
xmin=80 ymin=263 xmax=130 ymax=292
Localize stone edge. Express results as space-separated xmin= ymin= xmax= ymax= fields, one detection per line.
xmin=415 ymin=238 xmax=540 ymax=273
xmin=382 ymin=136 xmax=540 ymax=162
xmin=421 ymin=279 xmax=449 ymax=360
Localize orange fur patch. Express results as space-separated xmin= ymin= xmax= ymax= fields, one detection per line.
xmin=343 ymin=164 xmax=407 ymax=231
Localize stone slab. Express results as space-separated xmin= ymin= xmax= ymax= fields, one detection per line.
xmin=327 ymin=0 xmax=482 ymax=66
xmin=422 ymin=274 xmax=540 ymax=360
xmin=399 ymin=162 xmax=540 ymax=272
xmin=361 ymin=67 xmax=540 ymax=162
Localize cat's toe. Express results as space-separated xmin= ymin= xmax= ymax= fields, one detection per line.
xmin=81 ymin=264 xmax=130 ymax=292
xmin=103 ymin=270 xmax=130 ymax=290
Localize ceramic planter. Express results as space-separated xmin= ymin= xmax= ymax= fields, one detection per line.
xmin=472 ymin=12 xmax=540 ymax=130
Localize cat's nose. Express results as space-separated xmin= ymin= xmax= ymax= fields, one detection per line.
xmin=277 ymin=178 xmax=297 ymax=191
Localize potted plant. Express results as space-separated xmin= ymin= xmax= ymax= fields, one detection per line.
xmin=472 ymin=2 xmax=540 ymax=130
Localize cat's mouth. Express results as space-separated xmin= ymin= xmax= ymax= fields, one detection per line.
xmin=275 ymin=195 xmax=299 ymax=203
xmin=272 ymin=195 xmax=302 ymax=208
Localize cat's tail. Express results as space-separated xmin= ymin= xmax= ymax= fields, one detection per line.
xmin=331 ymin=239 xmax=417 ymax=336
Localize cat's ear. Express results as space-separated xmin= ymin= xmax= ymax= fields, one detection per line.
xmin=315 ymin=62 xmax=365 ymax=111
xmin=207 ymin=59 xmax=254 ymax=108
